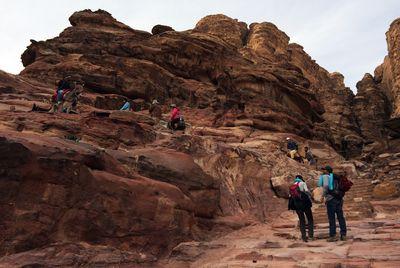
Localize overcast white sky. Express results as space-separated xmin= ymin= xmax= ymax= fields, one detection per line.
xmin=0 ymin=0 xmax=399 ymax=92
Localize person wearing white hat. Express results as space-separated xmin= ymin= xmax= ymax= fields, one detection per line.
xmin=287 ymin=137 xmax=299 ymax=159
xmin=149 ymin=99 xmax=162 ymax=119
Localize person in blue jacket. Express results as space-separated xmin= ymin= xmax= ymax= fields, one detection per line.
xmin=318 ymin=165 xmax=347 ymax=242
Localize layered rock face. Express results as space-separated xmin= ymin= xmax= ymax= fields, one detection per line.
xmin=355 ymin=18 xmax=400 ymax=141
xmin=19 ymin=11 xmax=359 ymax=141
xmin=0 ymin=9 xmax=399 ymax=266
xmin=383 ymin=18 xmax=400 ymax=116
xmin=354 ymin=73 xmax=391 ymax=142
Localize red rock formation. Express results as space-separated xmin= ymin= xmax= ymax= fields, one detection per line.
xmin=355 ymin=73 xmax=391 ymax=142
xmin=355 ymin=18 xmax=400 ymax=131
xmin=0 ymin=130 xmax=202 ymax=258
xmin=0 ymin=8 xmax=399 ymax=266
xmin=18 ymin=9 xmax=336 ymax=139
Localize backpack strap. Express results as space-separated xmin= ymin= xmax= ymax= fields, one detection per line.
xmin=328 ymin=173 xmax=334 ymax=190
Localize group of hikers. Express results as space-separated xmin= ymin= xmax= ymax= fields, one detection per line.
xmin=50 ymin=77 xmax=186 ymax=131
xmin=51 ymin=77 xmax=83 ymax=114
xmin=288 ymin=166 xmax=353 ymax=242
xmin=118 ymin=99 xmax=186 ymax=131
xmin=286 ymin=137 xmax=316 ymax=165
xmin=48 ymin=77 xmax=356 ymax=244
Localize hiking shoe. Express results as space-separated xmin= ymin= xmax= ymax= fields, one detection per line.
xmin=327 ymin=236 xmax=338 ymax=242
xmin=340 ymin=235 xmax=347 ymax=241
xmin=302 ymin=238 xmax=308 ymax=243
xmin=309 ymin=237 xmax=315 ymax=241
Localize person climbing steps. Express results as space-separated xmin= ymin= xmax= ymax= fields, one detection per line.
xmin=288 ymin=175 xmax=314 ymax=242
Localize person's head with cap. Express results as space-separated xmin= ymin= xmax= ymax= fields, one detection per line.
xmin=170 ymin=103 xmax=176 ymax=108
xmin=322 ymin=165 xmax=333 ymax=174
xmin=286 ymin=137 xmax=291 ymax=141
xmin=295 ymin=174 xmax=304 ymax=182
xmin=152 ymin=99 xmax=159 ymax=105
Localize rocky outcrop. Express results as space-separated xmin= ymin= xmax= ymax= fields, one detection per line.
xmin=18 ymin=9 xmax=354 ymax=141
xmin=241 ymin=20 xmax=363 ymax=153
xmin=384 ymin=19 xmax=400 ymax=116
xmin=246 ymin=22 xmax=290 ymax=62
xmin=151 ymin=24 xmax=175 ymax=35
xmin=0 ymin=8 xmax=399 ymax=266
xmin=355 ymin=18 xmax=400 ymax=131
xmin=354 ymin=73 xmax=391 ymax=142
xmin=288 ymin=45 xmax=362 ymax=152
xmin=193 ymin=14 xmax=248 ymax=48
xmin=0 ymin=130 xmax=203 ymax=258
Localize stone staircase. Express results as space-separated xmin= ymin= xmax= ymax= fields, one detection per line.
xmin=312 ymin=178 xmax=374 ymax=224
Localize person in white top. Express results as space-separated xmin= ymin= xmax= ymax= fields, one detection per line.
xmin=288 ymin=175 xmax=314 ymax=242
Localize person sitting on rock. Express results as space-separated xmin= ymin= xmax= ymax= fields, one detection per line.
xmin=287 ymin=137 xmax=302 ymax=162
xmin=288 ymin=175 xmax=314 ymax=242
xmin=168 ymin=104 xmax=185 ymax=130
xmin=149 ymin=99 xmax=162 ymax=119
xmin=51 ymin=78 xmax=72 ymax=113
xmin=318 ymin=166 xmax=347 ymax=242
xmin=304 ymin=146 xmax=317 ymax=166
xmin=120 ymin=100 xmax=132 ymax=111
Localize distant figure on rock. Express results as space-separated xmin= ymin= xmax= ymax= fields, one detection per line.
xmin=318 ymin=166 xmax=347 ymax=242
xmin=51 ymin=78 xmax=72 ymax=113
xmin=63 ymin=82 xmax=84 ymax=114
xmin=288 ymin=175 xmax=313 ymax=242
xmin=120 ymin=100 xmax=132 ymax=111
xmin=168 ymin=104 xmax=185 ymax=131
xmin=286 ymin=137 xmax=302 ymax=162
xmin=149 ymin=99 xmax=162 ymax=119
xmin=304 ymin=146 xmax=317 ymax=166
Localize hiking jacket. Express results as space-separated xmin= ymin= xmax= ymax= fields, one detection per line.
xmin=289 ymin=178 xmax=312 ymax=211
xmin=170 ymin=107 xmax=180 ymax=120
xmin=287 ymin=140 xmax=298 ymax=150
xmin=305 ymin=150 xmax=315 ymax=162
xmin=318 ymin=173 xmax=340 ymax=202
xmin=120 ymin=102 xmax=131 ymax=111
xmin=295 ymin=178 xmax=313 ymax=200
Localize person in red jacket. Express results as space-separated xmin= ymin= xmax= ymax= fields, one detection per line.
xmin=169 ymin=104 xmax=181 ymax=130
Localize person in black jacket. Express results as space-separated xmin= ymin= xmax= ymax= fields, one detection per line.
xmin=286 ymin=137 xmax=302 ymax=161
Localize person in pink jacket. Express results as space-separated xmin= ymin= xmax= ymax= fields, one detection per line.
xmin=169 ymin=104 xmax=181 ymax=130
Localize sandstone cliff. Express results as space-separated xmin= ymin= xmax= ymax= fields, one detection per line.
xmin=0 ymin=9 xmax=399 ymax=267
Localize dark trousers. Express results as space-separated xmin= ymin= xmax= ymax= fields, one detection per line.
xmin=296 ymin=207 xmax=314 ymax=239
xmin=326 ymin=198 xmax=347 ymax=237
xmin=169 ymin=118 xmax=180 ymax=130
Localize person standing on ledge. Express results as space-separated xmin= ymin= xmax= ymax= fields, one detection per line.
xmin=318 ymin=166 xmax=347 ymax=242
xmin=149 ymin=99 xmax=162 ymax=119
xmin=288 ymin=175 xmax=314 ymax=242
xmin=304 ymin=146 xmax=317 ymax=167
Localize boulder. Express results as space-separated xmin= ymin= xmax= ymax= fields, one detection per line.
xmin=373 ymin=181 xmax=399 ymax=199
xmin=194 ymin=14 xmax=248 ymax=48
xmin=0 ymin=131 xmax=197 ymax=259
xmin=151 ymin=24 xmax=175 ymax=35
xmin=271 ymin=175 xmax=291 ymax=198
xmin=312 ymin=187 xmax=324 ymax=203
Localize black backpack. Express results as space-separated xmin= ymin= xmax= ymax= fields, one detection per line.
xmin=328 ymin=174 xmax=352 ymax=199
xmin=176 ymin=116 xmax=186 ymax=130
xmin=288 ymin=183 xmax=312 ymax=211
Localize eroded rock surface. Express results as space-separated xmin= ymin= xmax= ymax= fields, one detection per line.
xmin=0 ymin=8 xmax=399 ymax=267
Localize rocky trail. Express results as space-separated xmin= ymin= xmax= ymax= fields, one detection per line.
xmin=0 ymin=8 xmax=400 ymax=267
xmin=312 ymin=178 xmax=374 ymax=224
xmin=165 ymin=214 xmax=400 ymax=267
